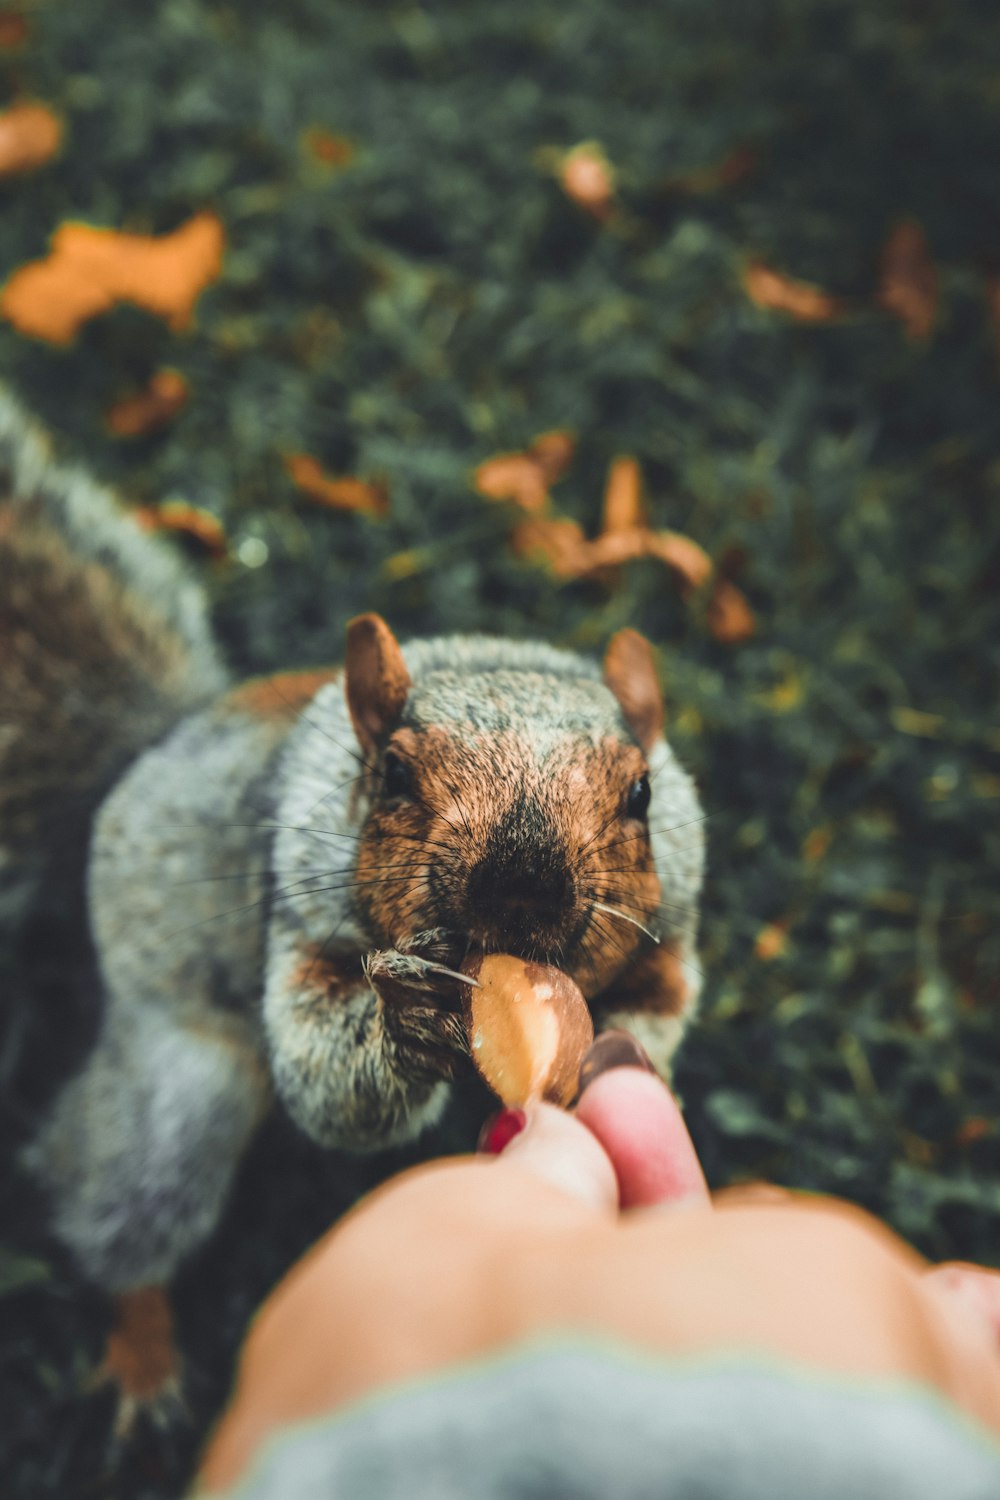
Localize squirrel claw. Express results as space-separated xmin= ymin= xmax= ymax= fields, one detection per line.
xmin=366 ymin=943 xmax=469 ymax=1000
xmin=87 ymin=1286 xmax=187 ymax=1440
xmin=103 ymin=1374 xmax=188 ymax=1445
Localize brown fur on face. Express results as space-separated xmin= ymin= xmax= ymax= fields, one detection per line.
xmin=352 ymin=724 xmax=661 ymax=1000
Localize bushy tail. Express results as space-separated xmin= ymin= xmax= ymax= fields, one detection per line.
xmin=0 ymin=388 xmax=228 ymax=920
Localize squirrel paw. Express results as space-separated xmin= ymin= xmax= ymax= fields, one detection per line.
xmin=366 ymin=933 xmax=468 ymax=994
xmin=364 ymin=942 xmax=472 ymax=1004
xmin=366 ymin=946 xmax=470 ymax=1078
xmin=87 ymin=1286 xmax=187 ymax=1439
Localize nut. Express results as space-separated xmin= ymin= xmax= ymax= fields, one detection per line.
xmin=462 ymin=954 xmax=594 ymax=1108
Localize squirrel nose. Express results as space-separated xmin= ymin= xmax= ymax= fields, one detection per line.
xmin=464 ymin=807 xmax=576 ymax=950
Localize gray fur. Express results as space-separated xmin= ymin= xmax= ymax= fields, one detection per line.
xmin=267 ymin=675 xmax=370 ymax=955
xmin=89 ymin=702 xmax=281 ymax=1022
xmin=647 ymin=736 xmax=705 ymax=963
xmin=23 ymin=1004 xmax=268 ymax=1290
xmin=0 ymin=386 xmax=227 ymax=891
xmin=0 ymin=390 xmax=224 ymax=696
xmin=264 ymin=942 xmax=451 ymax=1151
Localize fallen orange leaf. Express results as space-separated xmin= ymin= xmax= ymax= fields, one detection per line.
xmin=601 ymin=456 xmax=646 ymax=534
xmin=645 ymin=530 xmax=714 ymax=591
xmin=0 ymin=101 xmax=62 ymax=176
xmin=754 ymin=921 xmax=789 ymax=961
xmin=474 ymin=453 xmax=549 ymax=512
xmin=559 ymin=142 xmax=615 ymax=220
xmin=597 ymin=458 xmax=712 ymax=590
xmin=301 ymin=127 xmax=355 ymax=169
xmin=878 ymin=219 xmax=937 ymax=341
xmin=133 ymin=500 xmax=228 ymax=559
xmin=105 ymin=369 xmax=190 ymax=438
xmin=954 ymin=1117 xmax=993 ymax=1147
xmin=516 ymin=520 xmax=714 ymax=591
xmin=743 ymin=262 xmax=844 ymax=323
xmin=509 ymin=516 xmax=588 ymax=577
xmin=285 ymin=453 xmax=389 ymax=517
xmin=473 ymin=430 xmax=576 ymax=513
xmin=571 ymin=528 xmax=657 ymax=572
xmin=706 ymin=577 xmax=756 ymax=643
xmin=0 ymin=212 xmax=225 ymax=343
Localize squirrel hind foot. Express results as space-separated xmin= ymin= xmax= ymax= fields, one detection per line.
xmin=87 ymin=1286 xmax=187 ymax=1440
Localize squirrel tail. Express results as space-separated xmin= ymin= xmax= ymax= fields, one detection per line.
xmin=0 ymin=386 xmax=229 ymax=916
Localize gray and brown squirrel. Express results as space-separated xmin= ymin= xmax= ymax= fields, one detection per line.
xmin=0 ymin=386 xmax=705 ymax=1418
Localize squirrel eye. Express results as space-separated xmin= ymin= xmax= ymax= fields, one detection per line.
xmin=382 ymin=750 xmax=414 ymax=801
xmin=625 ymin=774 xmax=651 ymax=821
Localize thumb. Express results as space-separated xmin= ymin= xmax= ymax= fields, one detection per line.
xmin=481 ymin=1103 xmax=619 ymax=1213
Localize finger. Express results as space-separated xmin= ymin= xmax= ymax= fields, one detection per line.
xmin=489 ymin=1102 xmax=620 ymax=1214
xmin=924 ymin=1262 xmax=1000 ymax=1344
xmin=574 ymin=1066 xmax=710 ymax=1210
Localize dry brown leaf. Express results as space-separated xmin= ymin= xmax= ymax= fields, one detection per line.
xmin=0 ymin=101 xmax=62 ymax=176
xmin=878 ymin=219 xmax=938 ymax=340
xmin=559 ymin=142 xmax=615 ymax=220
xmin=509 ymin=516 xmax=588 ymax=577
xmin=473 ymin=430 xmax=576 ymax=513
xmin=0 ymin=212 xmax=225 ymax=343
xmin=521 ymin=522 xmax=714 ymax=593
xmin=473 ymin=453 xmax=549 ymax=512
xmin=285 ymin=453 xmax=389 ymax=517
xmin=706 ymin=577 xmax=756 ymax=643
xmin=576 ymin=527 xmax=712 ymax=587
xmin=133 ymin=501 xmax=228 ymax=559
xmin=601 ymin=456 xmax=646 ymax=534
xmin=105 ymin=370 xmax=190 ymax=438
xmin=573 ymin=529 xmax=656 ymax=571
xmin=301 ymin=127 xmax=355 ymax=168
xmin=528 ymin=429 xmax=576 ymax=484
xmin=0 ymin=12 xmax=28 ymax=49
xmin=645 ymin=530 xmax=714 ymax=590
xmin=744 ymin=262 xmax=844 ymax=323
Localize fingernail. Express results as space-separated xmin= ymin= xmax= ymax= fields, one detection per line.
xmin=477 ymin=1108 xmax=527 ymax=1155
xmin=578 ymin=1029 xmax=657 ymax=1095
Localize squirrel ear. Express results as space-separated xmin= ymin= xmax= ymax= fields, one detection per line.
xmin=344 ymin=614 xmax=412 ymax=757
xmin=603 ymin=629 xmax=665 ymax=751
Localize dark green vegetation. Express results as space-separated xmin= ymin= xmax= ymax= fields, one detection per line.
xmin=2 ymin=1 xmax=1000 ymax=1494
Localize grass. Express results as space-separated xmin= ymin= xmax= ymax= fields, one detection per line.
xmin=1 ymin=1 xmax=999 ymax=1494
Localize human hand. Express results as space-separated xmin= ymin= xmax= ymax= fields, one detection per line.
xmin=198 ymin=1041 xmax=1000 ymax=1494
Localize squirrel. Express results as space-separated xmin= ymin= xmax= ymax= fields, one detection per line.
xmin=0 ymin=385 xmax=705 ymax=1423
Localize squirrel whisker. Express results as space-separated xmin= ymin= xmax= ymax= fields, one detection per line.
xmin=591 ymin=902 xmax=661 ymax=945
xmin=587 ymin=910 xmax=636 ymax=965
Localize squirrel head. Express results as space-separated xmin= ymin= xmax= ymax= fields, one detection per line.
xmin=343 ymin=614 xmax=672 ymax=998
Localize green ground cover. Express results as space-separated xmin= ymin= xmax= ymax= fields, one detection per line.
xmin=2 ymin=1 xmax=999 ymax=1494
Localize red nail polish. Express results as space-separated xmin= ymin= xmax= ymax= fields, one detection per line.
xmin=477 ymin=1107 xmax=527 ymax=1155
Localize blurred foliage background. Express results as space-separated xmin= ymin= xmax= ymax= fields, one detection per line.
xmin=1 ymin=0 xmax=999 ymax=1494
